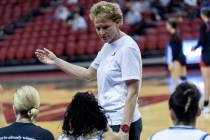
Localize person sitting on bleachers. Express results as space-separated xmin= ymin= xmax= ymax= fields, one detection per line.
xmin=0 ymin=85 xmax=55 ymax=140
xmin=55 ymin=5 xmax=71 ymax=21
xmin=147 ymin=82 xmax=210 ymax=140
xmin=69 ymin=12 xmax=87 ymax=31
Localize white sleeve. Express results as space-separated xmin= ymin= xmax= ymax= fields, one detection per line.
xmin=90 ymin=50 xmax=102 ymax=70
xmin=57 ymin=134 xmax=70 ymax=140
xmin=118 ymin=47 xmax=142 ymax=81
xmin=204 ymin=135 xmax=210 ymax=140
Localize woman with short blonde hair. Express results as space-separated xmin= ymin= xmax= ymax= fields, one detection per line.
xmin=36 ymin=1 xmax=143 ymax=140
xmin=14 ymin=86 xmax=40 ymax=121
xmin=0 ymin=86 xmax=55 ymax=140
xmin=89 ymin=1 xmax=123 ymax=24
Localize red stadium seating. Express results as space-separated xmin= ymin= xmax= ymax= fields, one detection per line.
xmin=136 ymin=37 xmax=146 ymax=52
xmin=66 ymin=42 xmax=76 ymax=56
xmin=0 ymin=47 xmax=7 ymax=61
xmin=76 ymin=41 xmax=86 ymax=55
xmin=86 ymin=40 xmax=97 ymax=55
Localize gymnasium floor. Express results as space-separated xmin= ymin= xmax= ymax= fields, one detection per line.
xmin=0 ymin=66 xmax=210 ymax=140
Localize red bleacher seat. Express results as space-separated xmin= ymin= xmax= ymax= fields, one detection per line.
xmin=25 ymin=45 xmax=35 ymax=59
xmin=45 ymin=43 xmax=54 ymax=51
xmin=145 ymin=30 xmax=158 ymax=50
xmin=47 ymin=37 xmax=57 ymax=44
xmin=157 ymin=34 xmax=169 ymax=49
xmin=0 ymin=47 xmax=7 ymax=62
xmin=31 ymin=31 xmax=40 ymax=38
xmin=67 ymin=35 xmax=77 ymax=43
xmin=11 ymin=39 xmax=19 ymax=47
xmin=7 ymin=47 xmax=16 ymax=60
xmin=16 ymin=46 xmax=25 ymax=60
xmin=86 ymin=40 xmax=97 ymax=55
xmin=192 ymin=30 xmax=199 ymax=39
xmin=78 ymin=34 xmax=88 ymax=41
xmin=29 ymin=38 xmax=38 ymax=45
xmin=182 ymin=32 xmax=193 ymax=40
xmin=57 ymin=36 xmax=66 ymax=43
xmin=66 ymin=42 xmax=76 ymax=56
xmin=54 ymin=43 xmax=65 ymax=56
xmin=76 ymin=41 xmax=86 ymax=55
xmin=136 ymin=37 xmax=146 ymax=52
xmin=39 ymin=37 xmax=48 ymax=44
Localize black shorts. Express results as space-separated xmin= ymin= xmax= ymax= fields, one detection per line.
xmin=110 ymin=119 xmax=142 ymax=140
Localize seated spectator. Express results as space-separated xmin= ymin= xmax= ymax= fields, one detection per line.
xmin=184 ymin=0 xmax=199 ymax=18
xmin=184 ymin=0 xmax=197 ymax=6
xmin=125 ymin=7 xmax=142 ymax=25
xmin=147 ymin=82 xmax=210 ymax=140
xmin=69 ymin=12 xmax=87 ymax=31
xmin=127 ymin=0 xmax=151 ymax=13
xmin=0 ymin=86 xmax=55 ymax=140
xmin=67 ymin=0 xmax=78 ymax=4
xmin=55 ymin=5 xmax=71 ymax=21
xmin=58 ymin=91 xmax=120 ymax=140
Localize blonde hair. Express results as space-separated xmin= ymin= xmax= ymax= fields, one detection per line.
xmin=13 ymin=86 xmax=40 ymax=121
xmin=89 ymin=1 xmax=123 ymax=24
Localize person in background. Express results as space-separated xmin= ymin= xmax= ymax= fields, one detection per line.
xmin=148 ymin=82 xmax=210 ymax=140
xmin=166 ymin=19 xmax=187 ymax=87
xmin=69 ymin=12 xmax=87 ymax=31
xmin=192 ymin=7 xmax=210 ymax=114
xmin=0 ymin=85 xmax=55 ymax=140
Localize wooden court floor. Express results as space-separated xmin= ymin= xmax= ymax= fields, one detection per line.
xmin=0 ymin=75 xmax=210 ymax=140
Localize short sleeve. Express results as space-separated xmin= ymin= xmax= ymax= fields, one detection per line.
xmin=90 ymin=50 xmax=102 ymax=70
xmin=118 ymin=47 xmax=142 ymax=81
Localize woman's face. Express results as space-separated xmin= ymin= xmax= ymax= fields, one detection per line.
xmin=94 ymin=19 xmax=120 ymax=43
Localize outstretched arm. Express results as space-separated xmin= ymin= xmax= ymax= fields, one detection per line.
xmin=35 ymin=48 xmax=96 ymax=81
xmin=120 ymin=80 xmax=140 ymax=140
xmin=0 ymin=87 xmax=7 ymax=127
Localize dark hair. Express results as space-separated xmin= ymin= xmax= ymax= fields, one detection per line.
xmin=167 ymin=19 xmax=177 ymax=29
xmin=62 ymin=91 xmax=107 ymax=138
xmin=201 ymin=7 xmax=210 ymax=18
xmin=169 ymin=82 xmax=201 ymax=124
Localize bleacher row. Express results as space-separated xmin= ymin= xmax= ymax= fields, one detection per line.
xmin=0 ymin=0 xmax=202 ymax=64
xmin=137 ymin=18 xmax=201 ymax=51
xmin=0 ymin=0 xmax=43 ymax=27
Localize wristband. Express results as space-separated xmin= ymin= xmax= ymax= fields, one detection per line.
xmin=120 ymin=123 xmax=130 ymax=133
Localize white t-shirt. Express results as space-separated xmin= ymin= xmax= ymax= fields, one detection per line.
xmin=148 ymin=125 xmax=210 ymax=140
xmin=58 ymin=134 xmax=101 ymax=140
xmin=90 ymin=35 xmax=142 ymax=125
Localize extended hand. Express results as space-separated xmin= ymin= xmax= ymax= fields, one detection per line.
xmin=103 ymin=126 xmax=121 ymax=140
xmin=118 ymin=130 xmax=129 ymax=140
xmin=35 ymin=48 xmax=57 ymax=64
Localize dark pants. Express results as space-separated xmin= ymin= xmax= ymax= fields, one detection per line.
xmin=110 ymin=119 xmax=142 ymax=140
